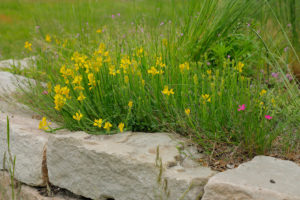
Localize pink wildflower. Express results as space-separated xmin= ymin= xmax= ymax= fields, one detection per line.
xmin=265 ymin=115 xmax=272 ymax=120
xmin=42 ymin=90 xmax=48 ymax=95
xmin=271 ymin=72 xmax=279 ymax=78
xmin=238 ymin=104 xmax=246 ymax=111
xmin=286 ymin=74 xmax=293 ymax=81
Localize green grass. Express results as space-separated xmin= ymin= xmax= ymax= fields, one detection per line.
xmin=1 ymin=0 xmax=299 ymax=157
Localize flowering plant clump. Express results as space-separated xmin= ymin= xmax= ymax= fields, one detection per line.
xmin=16 ymin=0 xmax=300 ymax=156
xmin=24 ymin=32 xmax=291 ymax=155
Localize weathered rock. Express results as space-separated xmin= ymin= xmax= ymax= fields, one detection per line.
xmin=0 ymin=57 xmax=35 ymax=70
xmin=0 ymin=171 xmax=78 ymax=200
xmin=0 ymin=114 xmax=48 ymax=186
xmin=0 ymin=71 xmax=34 ymax=94
xmin=202 ymin=156 xmax=300 ymax=200
xmin=47 ymin=132 xmax=216 ymax=200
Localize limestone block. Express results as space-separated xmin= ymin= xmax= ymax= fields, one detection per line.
xmin=202 ymin=156 xmax=300 ymax=200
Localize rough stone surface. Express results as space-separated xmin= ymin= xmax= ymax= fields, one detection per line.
xmin=0 ymin=57 xmax=35 ymax=70
xmin=0 ymin=70 xmax=40 ymax=117
xmin=0 ymin=71 xmax=34 ymax=94
xmin=47 ymin=132 xmax=216 ymax=200
xmin=202 ymin=156 xmax=300 ymax=200
xmin=0 ymin=171 xmax=78 ymax=200
xmin=0 ymin=114 xmax=48 ymax=186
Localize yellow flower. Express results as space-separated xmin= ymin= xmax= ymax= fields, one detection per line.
xmin=54 ymin=85 xmax=70 ymax=98
xmin=118 ymin=122 xmax=125 ymax=132
xmin=72 ymin=75 xmax=83 ymax=85
xmin=93 ymin=119 xmax=103 ymax=128
xmin=162 ymin=86 xmax=174 ymax=96
xmin=96 ymin=29 xmax=102 ymax=33
xmin=109 ymin=65 xmax=120 ymax=76
xmin=202 ymin=94 xmax=211 ymax=103
xmin=236 ymin=62 xmax=244 ymax=73
xmin=45 ymin=34 xmax=52 ymax=42
xmin=54 ymin=94 xmax=66 ymax=111
xmin=77 ymin=92 xmax=86 ymax=101
xmin=136 ymin=47 xmax=144 ymax=57
xmin=120 ymin=55 xmax=131 ymax=73
xmin=185 ymin=108 xmax=190 ymax=116
xmin=148 ymin=66 xmax=160 ymax=76
xmin=24 ymin=41 xmax=32 ymax=51
xmin=104 ymin=122 xmax=112 ymax=131
xmin=60 ymin=65 xmax=74 ymax=83
xmin=179 ymin=62 xmax=190 ymax=72
xmin=128 ymin=101 xmax=133 ymax=108
xmin=88 ymin=73 xmax=96 ymax=90
xmin=104 ymin=51 xmax=109 ymax=57
xmin=156 ymin=56 xmax=166 ymax=68
xmin=95 ymin=43 xmax=106 ymax=55
xmin=74 ymin=85 xmax=84 ymax=91
xmin=104 ymin=53 xmax=111 ymax=63
xmin=39 ymin=117 xmax=51 ymax=131
xmin=207 ymin=70 xmax=212 ymax=76
xmin=73 ymin=111 xmax=83 ymax=121
xmin=260 ymin=89 xmax=267 ymax=96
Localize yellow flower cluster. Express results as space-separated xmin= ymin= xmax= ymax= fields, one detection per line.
xmin=179 ymin=62 xmax=190 ymax=72
xmin=202 ymin=94 xmax=211 ymax=103
xmin=24 ymin=41 xmax=32 ymax=51
xmin=77 ymin=92 xmax=86 ymax=101
xmin=73 ymin=111 xmax=83 ymax=121
xmin=162 ymin=86 xmax=174 ymax=96
xmin=45 ymin=34 xmax=52 ymax=42
xmin=109 ymin=65 xmax=120 ymax=76
xmin=54 ymin=85 xmax=70 ymax=110
xmin=128 ymin=101 xmax=133 ymax=108
xmin=60 ymin=65 xmax=74 ymax=84
xmin=93 ymin=118 xmax=124 ymax=132
xmin=136 ymin=47 xmax=144 ymax=57
xmin=88 ymin=73 xmax=96 ymax=90
xmin=103 ymin=122 xmax=112 ymax=131
xmin=120 ymin=55 xmax=132 ymax=73
xmin=39 ymin=117 xmax=51 ymax=130
xmin=94 ymin=119 xmax=103 ymax=128
xmin=236 ymin=62 xmax=244 ymax=73
xmin=185 ymin=108 xmax=191 ymax=116
xmin=148 ymin=66 xmax=162 ymax=76
xmin=156 ymin=56 xmax=166 ymax=68
xmin=118 ymin=123 xmax=125 ymax=132
xmin=260 ymin=89 xmax=267 ymax=96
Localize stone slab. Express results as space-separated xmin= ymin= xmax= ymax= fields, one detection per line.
xmin=0 ymin=114 xmax=49 ymax=186
xmin=0 ymin=71 xmax=33 ymax=94
xmin=202 ymin=156 xmax=300 ymax=200
xmin=47 ymin=132 xmax=216 ymax=200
